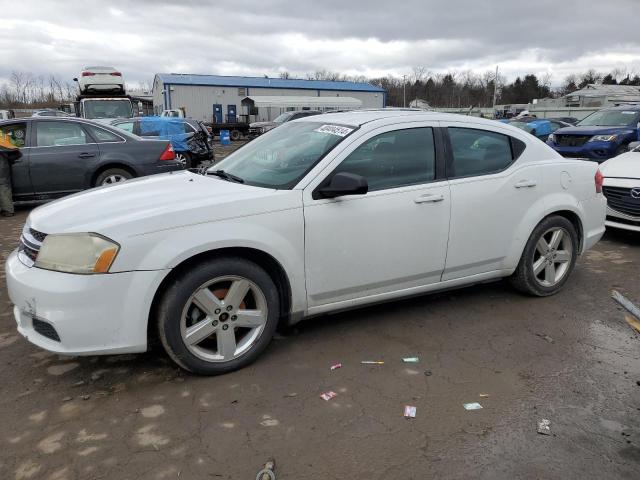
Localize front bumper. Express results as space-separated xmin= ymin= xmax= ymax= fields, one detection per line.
xmin=548 ymin=141 xmax=618 ymax=162
xmin=6 ymin=250 xmax=168 ymax=355
xmin=606 ymin=207 xmax=640 ymax=232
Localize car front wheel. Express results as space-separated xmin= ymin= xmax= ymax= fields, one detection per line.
xmin=157 ymin=258 xmax=280 ymax=375
xmin=509 ymin=215 xmax=579 ymax=296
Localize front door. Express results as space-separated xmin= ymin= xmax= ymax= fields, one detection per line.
xmin=303 ymin=123 xmax=450 ymax=309
xmin=213 ymin=104 xmax=222 ymax=123
xmin=0 ymin=121 xmax=33 ymax=201
xmin=227 ymin=105 xmax=237 ymax=123
xmin=29 ymin=120 xmax=99 ymax=199
xmin=441 ymin=123 xmax=542 ymax=280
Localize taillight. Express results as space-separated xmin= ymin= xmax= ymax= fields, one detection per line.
xmin=110 ymin=72 xmax=122 ymax=76
xmin=595 ymin=169 xmax=603 ymax=194
xmin=81 ymin=71 xmax=95 ymax=77
xmin=159 ymin=143 xmax=176 ymax=161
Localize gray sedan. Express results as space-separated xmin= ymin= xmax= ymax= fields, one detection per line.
xmin=0 ymin=117 xmax=183 ymax=203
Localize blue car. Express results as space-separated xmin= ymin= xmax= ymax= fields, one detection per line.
xmin=546 ymin=105 xmax=640 ymax=162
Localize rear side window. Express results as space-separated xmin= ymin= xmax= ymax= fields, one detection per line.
xmin=448 ymin=127 xmax=521 ymax=178
xmin=86 ymin=125 xmax=122 ymax=143
xmin=333 ymin=127 xmax=436 ymax=191
xmin=36 ymin=121 xmax=88 ymax=147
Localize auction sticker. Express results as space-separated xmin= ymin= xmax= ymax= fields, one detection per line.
xmin=314 ymin=125 xmax=354 ymax=137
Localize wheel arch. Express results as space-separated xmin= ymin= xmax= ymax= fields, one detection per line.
xmin=147 ymin=246 xmax=293 ymax=346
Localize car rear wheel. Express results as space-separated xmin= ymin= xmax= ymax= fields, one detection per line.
xmin=509 ymin=215 xmax=578 ymax=296
xmin=175 ymin=152 xmax=192 ymax=168
xmin=95 ymin=168 xmax=133 ymax=187
xmin=230 ymin=130 xmax=242 ymax=141
xmin=157 ymin=257 xmax=280 ymax=375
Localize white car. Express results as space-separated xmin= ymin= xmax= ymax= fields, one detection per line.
xmin=600 ymin=141 xmax=640 ymax=232
xmin=76 ymin=66 xmax=125 ymax=95
xmin=5 ymin=111 xmax=606 ymax=375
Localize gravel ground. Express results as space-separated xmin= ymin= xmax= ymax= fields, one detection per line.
xmin=0 ymin=147 xmax=639 ymax=479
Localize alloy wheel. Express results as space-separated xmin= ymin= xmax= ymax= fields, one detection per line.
xmin=175 ymin=152 xmax=187 ymax=166
xmin=101 ymin=174 xmax=127 ymax=185
xmin=532 ymin=227 xmax=573 ymax=287
xmin=179 ymin=276 xmax=268 ymax=362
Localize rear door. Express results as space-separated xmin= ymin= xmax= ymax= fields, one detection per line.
xmin=29 ymin=120 xmax=99 ymax=198
xmin=0 ymin=121 xmax=33 ymax=201
xmin=441 ymin=123 xmax=540 ymax=280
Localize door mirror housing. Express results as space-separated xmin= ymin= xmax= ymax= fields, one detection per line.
xmin=316 ymin=172 xmax=368 ymax=199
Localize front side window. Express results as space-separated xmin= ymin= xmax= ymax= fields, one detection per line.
xmin=36 ymin=121 xmax=88 ymax=147
xmin=448 ymin=127 xmax=515 ymax=178
xmin=211 ymin=122 xmax=355 ymax=189
xmin=86 ymin=125 xmax=122 ymax=143
xmin=332 ymin=127 xmax=436 ymax=191
xmin=0 ymin=122 xmax=27 ymax=147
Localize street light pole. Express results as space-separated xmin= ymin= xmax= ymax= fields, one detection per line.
xmin=492 ymin=66 xmax=499 ymax=116
xmin=403 ymin=74 xmax=407 ymax=108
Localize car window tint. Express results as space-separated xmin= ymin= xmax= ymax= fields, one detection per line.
xmin=448 ymin=127 xmax=514 ymax=178
xmin=86 ymin=125 xmax=122 ymax=142
xmin=184 ymin=123 xmax=196 ymax=133
xmin=334 ymin=127 xmax=436 ymax=191
xmin=0 ymin=123 xmax=27 ymax=147
xmin=36 ymin=121 xmax=88 ymax=147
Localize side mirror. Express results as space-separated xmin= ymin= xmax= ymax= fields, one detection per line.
xmin=316 ymin=172 xmax=368 ymax=199
xmin=629 ymin=141 xmax=640 ymax=152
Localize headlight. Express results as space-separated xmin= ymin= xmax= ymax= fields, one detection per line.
xmin=35 ymin=233 xmax=120 ymax=274
xmin=589 ymin=134 xmax=617 ymax=142
xmin=547 ymin=133 xmax=555 ymax=143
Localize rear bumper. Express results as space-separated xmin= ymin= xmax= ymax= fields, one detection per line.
xmin=548 ymin=141 xmax=618 ymax=162
xmin=6 ymin=250 xmax=168 ymax=355
xmin=138 ymin=162 xmax=184 ymax=176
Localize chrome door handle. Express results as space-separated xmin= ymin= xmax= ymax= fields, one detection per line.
xmin=515 ymin=180 xmax=537 ymax=188
xmin=78 ymin=153 xmax=96 ymax=159
xmin=414 ymin=194 xmax=444 ymax=204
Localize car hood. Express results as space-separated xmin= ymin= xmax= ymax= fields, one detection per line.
xmin=600 ymin=152 xmax=640 ymax=179
xmin=554 ymin=125 xmax=634 ymax=136
xmin=28 ymin=171 xmax=300 ymax=238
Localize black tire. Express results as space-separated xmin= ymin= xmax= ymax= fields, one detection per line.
xmin=509 ymin=215 xmax=579 ymax=297
xmin=94 ymin=168 xmax=133 ymax=187
xmin=157 ymin=257 xmax=280 ymax=375
xmin=615 ymin=144 xmax=628 ymax=156
xmin=230 ymin=130 xmax=242 ymax=141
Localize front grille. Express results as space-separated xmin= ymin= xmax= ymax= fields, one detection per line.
xmin=19 ymin=227 xmax=47 ymax=267
xmin=32 ymin=318 xmax=61 ymax=342
xmin=556 ymin=135 xmax=591 ymax=147
xmin=603 ymin=186 xmax=640 ymax=217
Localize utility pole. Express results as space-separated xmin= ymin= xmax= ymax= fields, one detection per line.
xmin=403 ymin=74 xmax=407 ymax=108
xmin=492 ymin=66 xmax=499 ymax=116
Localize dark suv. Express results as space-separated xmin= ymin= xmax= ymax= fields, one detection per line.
xmin=249 ymin=110 xmax=323 ymax=137
xmin=546 ymin=105 xmax=640 ymax=162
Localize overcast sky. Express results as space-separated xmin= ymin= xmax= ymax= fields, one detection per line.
xmin=2 ymin=0 xmax=639 ymax=88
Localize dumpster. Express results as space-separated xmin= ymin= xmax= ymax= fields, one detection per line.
xmin=220 ymin=130 xmax=231 ymax=145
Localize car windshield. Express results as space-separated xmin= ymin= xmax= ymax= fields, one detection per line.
xmin=210 ymin=121 xmax=356 ymax=189
xmin=84 ymin=100 xmax=133 ymax=119
xmin=273 ymin=112 xmax=294 ymax=123
xmin=577 ymin=110 xmax=640 ymax=127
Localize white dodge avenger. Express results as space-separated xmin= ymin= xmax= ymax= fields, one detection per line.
xmin=6 ymin=111 xmax=606 ymax=375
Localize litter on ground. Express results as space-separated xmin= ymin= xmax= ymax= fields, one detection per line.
xmin=537 ymin=419 xmax=551 ymax=435
xmin=330 ymin=363 xmax=342 ymax=370
xmin=402 ymin=357 xmax=419 ymax=363
xmin=612 ymin=290 xmax=640 ymax=320
xmin=625 ymin=315 xmax=640 ymax=335
xmin=320 ymin=391 xmax=337 ymax=401
xmin=361 ymin=361 xmax=385 ymax=365
xmin=479 ymin=393 xmax=490 ymax=398
xmin=463 ymin=402 xmax=483 ymax=410
xmin=404 ymin=405 xmax=417 ymax=418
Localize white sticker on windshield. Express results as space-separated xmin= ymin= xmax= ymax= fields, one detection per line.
xmin=314 ymin=125 xmax=354 ymax=137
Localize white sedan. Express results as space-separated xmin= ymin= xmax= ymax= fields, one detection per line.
xmin=6 ymin=111 xmax=606 ymax=375
xmin=600 ymin=141 xmax=640 ymax=232
xmin=75 ymin=66 xmax=125 ymax=95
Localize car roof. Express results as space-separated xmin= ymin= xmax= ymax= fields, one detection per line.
xmin=295 ymin=109 xmax=501 ymax=128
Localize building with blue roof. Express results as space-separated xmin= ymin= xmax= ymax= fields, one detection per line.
xmin=152 ymin=73 xmax=386 ymax=123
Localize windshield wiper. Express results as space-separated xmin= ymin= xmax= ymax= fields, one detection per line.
xmin=208 ymin=169 xmax=244 ymax=183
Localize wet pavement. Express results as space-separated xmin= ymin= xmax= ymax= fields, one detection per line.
xmin=1 ymin=190 xmax=639 ymax=479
